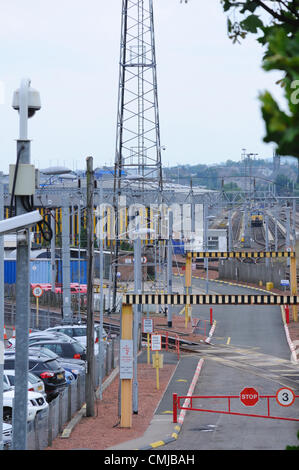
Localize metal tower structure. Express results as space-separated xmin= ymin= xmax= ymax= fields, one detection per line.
xmin=113 ymin=0 xmax=163 ymax=201
xmin=111 ymin=0 xmax=164 ymax=312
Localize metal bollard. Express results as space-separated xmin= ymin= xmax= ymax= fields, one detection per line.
xmin=173 ymin=393 xmax=178 ymax=423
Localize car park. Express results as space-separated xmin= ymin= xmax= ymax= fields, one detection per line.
xmin=46 ymin=324 xmax=108 ymax=347
xmin=7 ymin=329 xmax=76 ymax=349
xmin=28 ymin=346 xmax=86 ymax=378
xmin=3 ymin=381 xmax=48 ymax=424
xmin=3 ymin=370 xmax=46 ymax=397
xmin=46 ymin=324 xmax=108 ymax=355
xmin=4 ymin=353 xmax=67 ymax=402
xmin=29 ymin=338 xmax=87 ymax=361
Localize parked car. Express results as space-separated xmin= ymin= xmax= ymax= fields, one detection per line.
xmin=28 ymin=346 xmax=86 ymax=379
xmin=4 ymin=353 xmax=67 ymax=402
xmin=29 ymin=338 xmax=87 ymax=362
xmin=3 ymin=381 xmax=48 ymax=424
xmin=8 ymin=330 xmax=79 ymax=349
xmin=3 ymin=422 xmax=12 ymax=449
xmin=3 ymin=370 xmax=46 ymax=397
xmin=64 ymin=369 xmax=75 ymax=384
xmin=46 ymin=324 xmax=108 ymax=347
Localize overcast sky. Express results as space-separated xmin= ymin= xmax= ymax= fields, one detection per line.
xmin=0 ymin=0 xmax=285 ymax=174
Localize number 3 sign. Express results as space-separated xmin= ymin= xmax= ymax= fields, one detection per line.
xmin=276 ymin=387 xmax=295 ymax=407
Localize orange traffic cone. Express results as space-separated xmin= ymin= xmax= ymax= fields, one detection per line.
xmin=3 ymin=325 xmax=8 ymax=340
xmin=12 ymin=326 xmax=16 ymax=339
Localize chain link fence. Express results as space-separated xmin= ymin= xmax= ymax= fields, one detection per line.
xmin=25 ymin=340 xmax=117 ymax=450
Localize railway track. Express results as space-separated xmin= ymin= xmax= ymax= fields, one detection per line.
xmin=267 ymin=215 xmax=286 ymax=248
xmin=251 ymin=216 xmax=286 ymax=251
xmin=252 ymin=225 xmax=265 ymax=247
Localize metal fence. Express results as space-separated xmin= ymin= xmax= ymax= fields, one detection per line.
xmin=8 ymin=340 xmax=117 ymax=450
xmin=27 ymin=373 xmax=86 ymax=450
xmin=3 ymin=286 xmax=119 ymax=450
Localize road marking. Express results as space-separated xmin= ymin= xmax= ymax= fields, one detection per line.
xmin=226 ymin=337 xmax=231 ymax=345
xmin=200 ymin=346 xmax=299 ymax=388
xmin=176 ymin=379 xmax=188 ymax=382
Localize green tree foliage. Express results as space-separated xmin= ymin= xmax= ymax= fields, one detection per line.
xmin=275 ymin=173 xmax=293 ymax=195
xmin=221 ymin=1 xmax=299 ymax=160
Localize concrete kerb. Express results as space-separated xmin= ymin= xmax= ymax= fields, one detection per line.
xmin=280 ymin=306 xmax=298 ymax=364
xmin=60 ymin=366 xmax=120 ymax=439
xmin=59 ymin=319 xmax=217 ymax=444
xmin=137 ymin=358 xmax=205 ymax=450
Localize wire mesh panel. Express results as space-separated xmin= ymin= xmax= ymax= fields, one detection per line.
xmin=26 ymin=419 xmax=35 ymax=450
xmin=49 ymin=395 xmax=60 ymax=442
xmin=35 ymin=408 xmax=49 ymax=449
xmin=12 ymin=342 xmax=117 ymax=449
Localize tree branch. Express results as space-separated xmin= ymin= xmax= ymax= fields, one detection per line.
xmin=254 ymin=0 xmax=299 ymax=27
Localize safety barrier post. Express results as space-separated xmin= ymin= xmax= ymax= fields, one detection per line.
xmin=173 ymin=393 xmax=178 ymax=423
xmin=210 ymin=307 xmax=213 ymax=325
xmin=286 ymin=305 xmax=290 ymax=324
xmin=155 ymin=351 xmax=160 ymax=390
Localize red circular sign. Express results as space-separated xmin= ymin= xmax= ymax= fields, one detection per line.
xmin=276 ymin=387 xmax=295 ymax=407
xmin=240 ymin=387 xmax=259 ymax=407
xmin=32 ymin=285 xmax=43 ymax=298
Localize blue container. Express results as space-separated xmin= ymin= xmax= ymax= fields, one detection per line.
xmin=56 ymin=259 xmax=87 ymax=284
xmin=70 ymin=260 xmax=87 ymax=284
xmin=172 ymin=240 xmax=184 ymax=255
xmin=5 ymin=258 xmax=87 ymax=285
xmin=4 ymin=260 xmax=51 ymax=284
xmin=30 ymin=260 xmax=51 ymax=283
xmin=4 ymin=260 xmax=16 ymax=284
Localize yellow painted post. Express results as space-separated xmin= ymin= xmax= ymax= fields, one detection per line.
xmin=147 ymin=333 xmax=150 ymax=365
xmin=155 ymin=351 xmax=160 ymax=390
xmin=185 ymin=252 xmax=192 ymax=328
xmin=120 ymin=304 xmax=133 ymax=428
xmin=36 ymin=297 xmax=39 ymax=328
xmin=290 ymin=255 xmax=298 ymax=322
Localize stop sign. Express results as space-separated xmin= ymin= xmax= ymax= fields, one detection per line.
xmin=240 ymin=387 xmax=259 ymax=407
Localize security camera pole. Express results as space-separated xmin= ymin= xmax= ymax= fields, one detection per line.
xmin=85 ymin=156 xmax=95 ymax=416
xmin=11 ymin=78 xmax=41 ymax=449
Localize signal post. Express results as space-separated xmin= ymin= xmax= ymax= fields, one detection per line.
xmin=120 ymin=304 xmax=133 ymax=428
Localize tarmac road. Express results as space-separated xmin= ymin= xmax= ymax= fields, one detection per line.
xmin=161 ymin=279 xmax=299 ymax=451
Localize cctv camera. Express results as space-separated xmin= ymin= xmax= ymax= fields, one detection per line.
xmin=12 ymin=87 xmax=41 ymax=118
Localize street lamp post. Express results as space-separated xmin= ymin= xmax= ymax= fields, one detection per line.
xmin=11 ymin=78 xmax=41 ymax=449
xmin=204 ymin=207 xmax=215 ymax=294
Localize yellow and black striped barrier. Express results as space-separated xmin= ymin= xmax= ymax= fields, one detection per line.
xmin=123 ymin=293 xmax=299 ymax=306
xmin=190 ymin=251 xmax=295 ymax=259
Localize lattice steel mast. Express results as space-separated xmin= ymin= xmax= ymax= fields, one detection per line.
xmin=111 ymin=0 xmax=164 ymax=312
xmin=114 ymin=0 xmax=163 ymax=199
